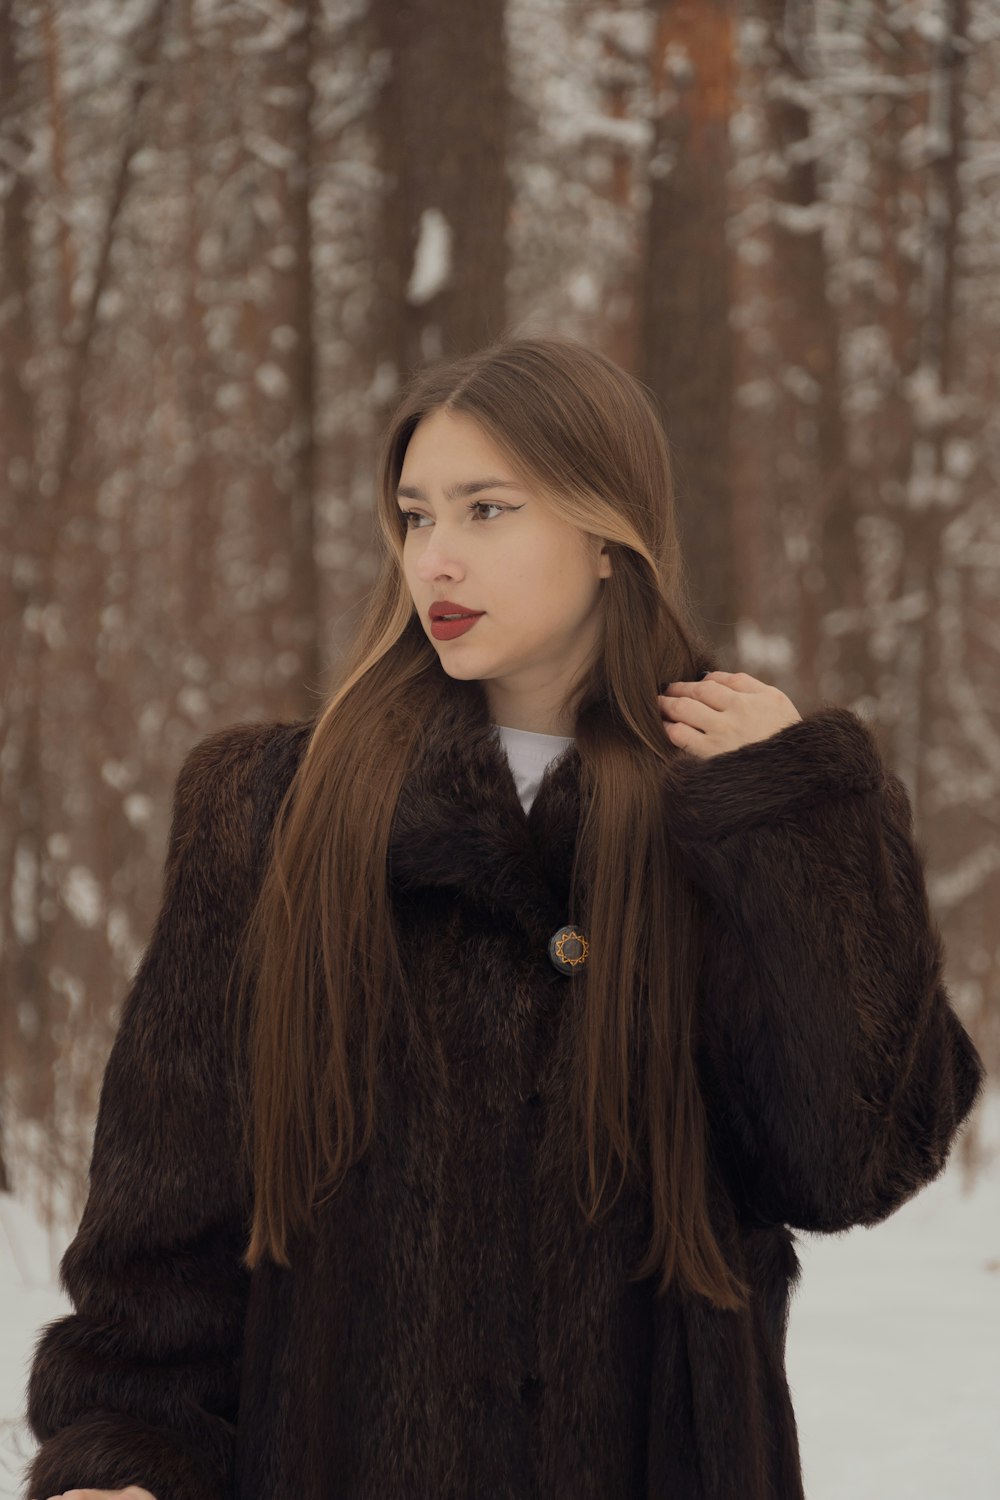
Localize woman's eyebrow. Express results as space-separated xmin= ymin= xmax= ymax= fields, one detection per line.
xmin=396 ymin=478 xmax=523 ymax=502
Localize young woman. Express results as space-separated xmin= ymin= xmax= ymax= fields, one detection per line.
xmin=25 ymin=335 xmax=984 ymax=1500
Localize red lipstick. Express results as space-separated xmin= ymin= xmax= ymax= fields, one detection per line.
xmin=430 ymin=613 xmax=484 ymax=641
xmin=428 ymin=599 xmax=485 ymax=640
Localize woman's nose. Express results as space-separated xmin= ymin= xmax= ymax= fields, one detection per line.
xmin=417 ymin=544 xmax=466 ymax=577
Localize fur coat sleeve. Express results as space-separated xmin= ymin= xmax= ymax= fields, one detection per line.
xmin=22 ymin=725 xmax=262 ymax=1500
xmin=664 ymin=704 xmax=986 ymax=1233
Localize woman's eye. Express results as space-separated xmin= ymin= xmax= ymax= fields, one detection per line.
xmin=400 ymin=501 xmax=508 ymax=529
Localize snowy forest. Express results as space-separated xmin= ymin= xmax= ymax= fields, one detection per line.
xmin=2 ymin=0 xmax=999 ymax=1493
xmin=1 ymin=0 xmax=998 ymax=1469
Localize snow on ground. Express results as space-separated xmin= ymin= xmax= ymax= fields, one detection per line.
xmin=787 ymin=1084 xmax=1000 ymax=1500
xmin=1 ymin=1089 xmax=998 ymax=1499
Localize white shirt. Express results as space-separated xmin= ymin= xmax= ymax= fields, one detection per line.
xmin=494 ymin=724 xmax=575 ymax=815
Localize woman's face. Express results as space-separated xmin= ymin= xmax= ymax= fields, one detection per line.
xmin=396 ymin=407 xmax=611 ymax=735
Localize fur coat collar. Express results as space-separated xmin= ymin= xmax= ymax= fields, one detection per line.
xmin=386 ymin=672 xmax=588 ymax=958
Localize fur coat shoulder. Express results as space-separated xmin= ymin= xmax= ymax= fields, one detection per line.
xmin=23 ymin=672 xmax=986 ymax=1500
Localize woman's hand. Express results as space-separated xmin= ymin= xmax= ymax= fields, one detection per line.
xmin=35 ymin=1489 xmax=157 ymax=1500
xmin=659 ymin=670 xmax=802 ymax=759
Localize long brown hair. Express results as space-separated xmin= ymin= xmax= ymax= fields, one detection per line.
xmin=225 ymin=332 xmax=749 ymax=1311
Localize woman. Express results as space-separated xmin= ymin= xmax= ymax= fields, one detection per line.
xmin=25 ymin=335 xmax=985 ymax=1500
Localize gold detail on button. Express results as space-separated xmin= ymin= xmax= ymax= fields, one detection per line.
xmin=548 ymin=925 xmax=589 ymax=975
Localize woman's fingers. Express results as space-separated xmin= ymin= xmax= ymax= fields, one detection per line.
xmin=659 ymin=692 xmax=713 ymax=731
xmin=658 ymin=672 xmax=801 ymax=758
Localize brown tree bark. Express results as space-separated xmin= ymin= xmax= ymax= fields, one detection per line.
xmin=368 ymin=0 xmax=511 ymax=400
xmin=0 ymin=0 xmax=41 ymax=1188
xmin=638 ymin=0 xmax=737 ymax=656
xmin=739 ymin=0 xmax=864 ymax=704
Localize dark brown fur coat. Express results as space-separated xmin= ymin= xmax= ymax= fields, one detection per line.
xmin=24 ymin=670 xmax=985 ymax=1500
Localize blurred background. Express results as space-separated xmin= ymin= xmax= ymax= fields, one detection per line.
xmin=0 ymin=0 xmax=997 ymax=1495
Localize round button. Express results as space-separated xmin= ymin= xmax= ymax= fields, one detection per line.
xmin=548 ymin=924 xmax=589 ymax=975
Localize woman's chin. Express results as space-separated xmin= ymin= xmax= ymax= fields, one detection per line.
xmin=436 ymin=657 xmax=483 ymax=679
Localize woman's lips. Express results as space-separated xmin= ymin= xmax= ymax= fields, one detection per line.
xmin=430 ymin=613 xmax=485 ymax=641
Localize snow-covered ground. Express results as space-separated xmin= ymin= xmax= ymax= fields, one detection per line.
xmin=786 ymin=1084 xmax=1000 ymax=1499
xmin=2 ymin=1089 xmax=998 ymax=1500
